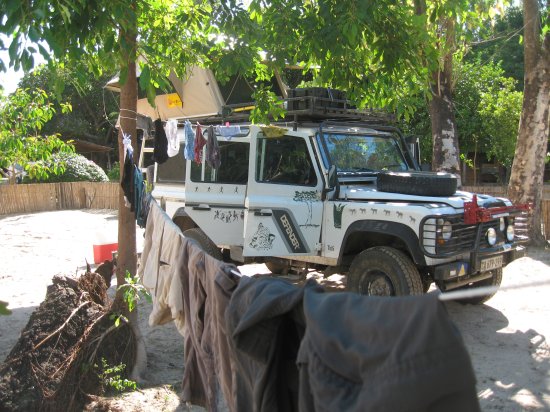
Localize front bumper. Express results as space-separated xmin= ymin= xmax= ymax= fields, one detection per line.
xmin=433 ymin=245 xmax=526 ymax=291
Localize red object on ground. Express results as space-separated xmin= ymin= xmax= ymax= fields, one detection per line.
xmin=93 ymin=243 xmax=118 ymax=264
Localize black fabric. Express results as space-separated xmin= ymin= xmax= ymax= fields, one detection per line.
xmin=137 ymin=192 xmax=152 ymax=228
xmin=225 ymin=277 xmax=323 ymax=412
xmin=120 ymin=149 xmax=135 ymax=211
xmin=297 ymin=291 xmax=481 ymax=412
xmin=225 ymin=277 xmax=479 ymax=412
xmin=153 ymin=118 xmax=169 ymax=164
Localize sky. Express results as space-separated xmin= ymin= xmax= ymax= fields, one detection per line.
xmin=0 ymin=33 xmax=45 ymax=95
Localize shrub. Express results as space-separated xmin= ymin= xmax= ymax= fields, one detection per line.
xmin=25 ymin=152 xmax=108 ymax=183
xmin=107 ymin=162 xmax=120 ymax=181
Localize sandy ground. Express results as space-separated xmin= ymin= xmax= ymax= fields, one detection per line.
xmin=1 ymin=209 xmax=549 ymax=411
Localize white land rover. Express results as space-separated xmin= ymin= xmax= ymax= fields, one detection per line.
xmin=151 ymin=120 xmax=528 ymax=304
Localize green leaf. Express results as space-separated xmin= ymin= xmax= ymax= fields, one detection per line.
xmin=105 ymin=33 xmax=115 ymax=53
xmin=8 ymin=34 xmax=20 ymax=62
xmin=28 ymin=26 xmax=40 ymax=42
xmin=0 ymin=301 xmax=11 ymax=316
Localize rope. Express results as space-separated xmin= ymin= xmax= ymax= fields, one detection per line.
xmin=438 ymin=278 xmax=550 ymax=301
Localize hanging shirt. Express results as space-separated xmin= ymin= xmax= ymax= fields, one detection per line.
xmin=153 ymin=118 xmax=169 ymax=164
xmin=166 ymin=119 xmax=179 ymax=157
xmin=206 ymin=125 xmax=221 ymax=169
xmin=184 ymin=120 xmax=195 ymax=160
xmin=194 ymin=124 xmax=206 ymax=164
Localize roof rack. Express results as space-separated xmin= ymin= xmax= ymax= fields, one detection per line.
xmin=184 ymin=88 xmax=395 ymax=125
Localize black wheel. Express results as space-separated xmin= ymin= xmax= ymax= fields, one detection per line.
xmin=183 ymin=228 xmax=223 ymax=261
xmin=347 ymin=246 xmax=423 ymax=296
xmin=451 ymin=268 xmax=503 ymax=305
xmin=377 ymin=171 xmax=457 ymax=197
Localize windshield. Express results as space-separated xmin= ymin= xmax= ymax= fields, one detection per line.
xmin=317 ymin=132 xmax=409 ymax=173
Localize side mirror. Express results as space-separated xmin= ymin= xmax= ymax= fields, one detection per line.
xmin=405 ymin=135 xmax=421 ymax=170
xmin=323 ymin=164 xmax=340 ymax=200
xmin=328 ymin=164 xmax=338 ymax=189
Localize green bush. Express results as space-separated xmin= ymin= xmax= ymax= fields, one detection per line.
xmin=25 ymin=152 xmax=108 ymax=183
xmin=107 ymin=162 xmax=120 ymax=181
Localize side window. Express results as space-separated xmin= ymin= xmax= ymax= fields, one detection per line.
xmin=256 ymin=136 xmax=317 ymax=186
xmin=157 ymin=145 xmax=186 ymax=183
xmin=190 ymin=141 xmax=249 ymax=184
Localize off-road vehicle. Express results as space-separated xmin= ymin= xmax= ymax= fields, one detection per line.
xmin=149 ymin=93 xmax=528 ymax=303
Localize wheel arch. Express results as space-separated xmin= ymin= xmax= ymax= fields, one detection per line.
xmin=339 ymin=220 xmax=426 ymax=266
xmin=172 ymin=207 xmax=197 ymax=233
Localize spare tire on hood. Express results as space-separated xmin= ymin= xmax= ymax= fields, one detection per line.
xmin=377 ymin=171 xmax=458 ymax=197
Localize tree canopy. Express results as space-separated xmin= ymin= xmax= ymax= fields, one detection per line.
xmin=18 ymin=65 xmax=119 ymax=147
xmin=0 ymin=88 xmax=74 ymax=182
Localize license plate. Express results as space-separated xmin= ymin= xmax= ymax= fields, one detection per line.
xmin=480 ymin=255 xmax=503 ymax=272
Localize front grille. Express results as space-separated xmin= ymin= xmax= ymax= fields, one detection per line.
xmin=420 ymin=209 xmax=528 ymax=258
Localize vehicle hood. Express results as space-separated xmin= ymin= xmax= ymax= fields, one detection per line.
xmin=338 ymin=185 xmax=510 ymax=209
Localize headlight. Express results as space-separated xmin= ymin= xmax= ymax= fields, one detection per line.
xmin=506 ymin=223 xmax=515 ymax=242
xmin=499 ymin=217 xmax=506 ymax=232
xmin=437 ymin=219 xmax=453 ymax=243
xmin=486 ymin=228 xmax=497 ymax=246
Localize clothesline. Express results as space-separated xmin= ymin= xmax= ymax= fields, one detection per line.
xmin=227 ymin=264 xmax=550 ymax=301
xmin=437 ymin=278 xmax=550 ymax=301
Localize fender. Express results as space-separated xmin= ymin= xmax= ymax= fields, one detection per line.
xmin=172 ymin=207 xmax=197 ymax=232
xmin=339 ymin=220 xmax=426 ymax=266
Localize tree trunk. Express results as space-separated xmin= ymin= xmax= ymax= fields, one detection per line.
xmin=429 ymin=17 xmax=461 ymax=186
xmin=114 ymin=3 xmax=147 ymax=382
xmin=507 ymin=0 xmax=549 ymax=245
xmin=116 ymin=63 xmax=138 ymax=305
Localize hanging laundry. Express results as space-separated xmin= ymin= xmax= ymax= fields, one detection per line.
xmin=296 ymin=290 xmax=480 ymax=412
xmin=139 ymin=202 xmax=186 ymax=334
xmin=215 ymin=125 xmax=241 ymax=140
xmin=177 ymin=241 xmax=240 ymax=411
xmin=121 ymin=133 xmax=135 ymax=210
xmin=165 ymin=119 xmax=179 ymax=157
xmin=133 ymin=164 xmax=145 ymax=222
xmin=184 ymin=120 xmax=195 ymax=160
xmin=194 ymin=123 xmax=206 ymax=164
xmin=206 ymin=125 xmax=221 ymax=169
xmin=224 ymin=277 xmax=480 ymax=412
xmin=225 ymin=276 xmax=321 ymax=412
xmin=153 ymin=118 xmax=169 ymax=164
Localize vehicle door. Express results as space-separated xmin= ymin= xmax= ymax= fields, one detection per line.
xmin=243 ymin=131 xmax=324 ymax=257
xmin=185 ymin=133 xmax=250 ymax=246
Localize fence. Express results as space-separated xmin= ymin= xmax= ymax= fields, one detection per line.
xmin=1 ymin=182 xmax=549 ymax=239
xmin=0 ymin=182 xmax=119 ymax=215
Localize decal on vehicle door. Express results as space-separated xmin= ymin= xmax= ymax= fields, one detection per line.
xmin=249 ymin=223 xmax=276 ymax=250
xmin=272 ymin=210 xmax=308 ymax=253
xmin=214 ymin=210 xmax=242 ymax=223
xmin=333 ymin=204 xmax=346 ymax=228
xmin=293 ymin=191 xmax=320 ymax=228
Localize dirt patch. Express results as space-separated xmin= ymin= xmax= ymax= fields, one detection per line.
xmin=0 ymin=210 xmax=549 ymax=411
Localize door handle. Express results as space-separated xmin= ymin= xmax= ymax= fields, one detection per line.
xmin=192 ymin=204 xmax=211 ymax=211
xmin=254 ymin=209 xmax=272 ymax=217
